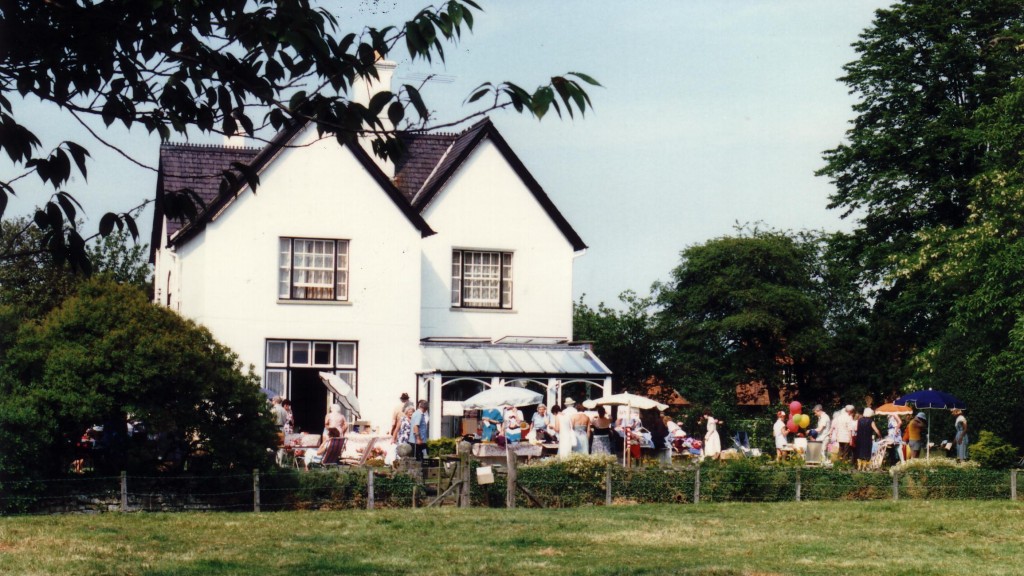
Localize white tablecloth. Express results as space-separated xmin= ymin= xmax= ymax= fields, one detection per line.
xmin=343 ymin=434 xmax=393 ymax=461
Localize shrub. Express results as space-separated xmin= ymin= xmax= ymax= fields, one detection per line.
xmin=426 ymin=437 xmax=458 ymax=458
xmin=970 ymin=430 xmax=1020 ymax=469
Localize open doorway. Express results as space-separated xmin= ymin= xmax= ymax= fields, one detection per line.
xmin=290 ymin=369 xmax=327 ymax=434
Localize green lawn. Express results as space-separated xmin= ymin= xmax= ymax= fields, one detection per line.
xmin=1 ymin=501 xmax=1022 ymax=575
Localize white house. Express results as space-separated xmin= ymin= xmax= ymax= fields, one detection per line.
xmin=151 ymin=68 xmax=611 ymax=438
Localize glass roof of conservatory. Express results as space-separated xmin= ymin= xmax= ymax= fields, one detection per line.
xmin=420 ymin=342 xmax=611 ymax=376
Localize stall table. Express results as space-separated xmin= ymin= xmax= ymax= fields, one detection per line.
xmin=471 ymin=442 xmax=542 ymax=466
xmin=343 ymin=433 xmax=393 ymax=465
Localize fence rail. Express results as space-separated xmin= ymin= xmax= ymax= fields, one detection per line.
xmin=2 ymin=462 xmax=1021 ymax=515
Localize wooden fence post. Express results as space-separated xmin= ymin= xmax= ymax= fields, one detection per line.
xmin=459 ymin=443 xmax=471 ymax=508
xmin=893 ymin=472 xmax=900 ymax=501
xmin=693 ymin=466 xmax=701 ymax=504
xmin=253 ymin=469 xmax=260 ymax=513
xmin=1012 ymin=469 xmax=1018 ymax=501
xmin=367 ymin=469 xmax=375 ymax=510
xmin=506 ymin=448 xmax=517 ymax=509
xmin=795 ymin=469 xmax=801 ymax=502
xmin=605 ymin=463 xmax=613 ymax=506
xmin=120 ymin=471 xmax=127 ymax=512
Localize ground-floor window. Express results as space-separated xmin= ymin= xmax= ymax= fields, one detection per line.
xmin=265 ymin=339 xmax=358 ymax=433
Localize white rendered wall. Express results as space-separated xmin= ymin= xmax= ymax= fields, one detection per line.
xmin=170 ymin=126 xmax=422 ymax=430
xmin=420 ymin=140 xmax=576 ymax=341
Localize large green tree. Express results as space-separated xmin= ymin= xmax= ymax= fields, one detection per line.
xmin=0 ymin=278 xmax=277 ymax=478
xmin=0 ymin=0 xmax=598 ymax=271
xmin=818 ymin=0 xmax=1024 ymax=388
xmin=655 ymin=228 xmax=831 ymax=414
xmin=894 ymin=78 xmax=1024 ymax=444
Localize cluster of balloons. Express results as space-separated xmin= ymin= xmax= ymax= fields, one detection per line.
xmin=786 ymin=401 xmax=809 ymax=434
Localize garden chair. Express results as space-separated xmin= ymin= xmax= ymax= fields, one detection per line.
xmin=307 ymin=437 xmax=345 ymax=469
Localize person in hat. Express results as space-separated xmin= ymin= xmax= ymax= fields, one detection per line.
xmin=855 ymin=407 xmax=881 ymax=470
xmin=699 ymin=409 xmax=722 ymax=460
xmin=562 ymin=397 xmax=578 ymax=417
xmin=905 ymin=412 xmax=926 ymax=459
xmin=390 ymin=393 xmax=413 ymax=439
xmin=773 ymin=411 xmax=788 ymax=461
xmin=952 ymin=408 xmax=968 ymax=462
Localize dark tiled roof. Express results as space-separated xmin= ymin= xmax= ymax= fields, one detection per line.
xmin=158 ymin=143 xmax=261 ymax=237
xmin=411 ymin=120 xmax=490 ymax=208
xmin=393 ymin=132 xmax=458 ymax=202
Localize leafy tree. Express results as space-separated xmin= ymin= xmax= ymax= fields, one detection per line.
xmin=0 ymin=0 xmax=598 ymax=272
xmin=573 ymin=291 xmax=663 ymax=394
xmin=655 ymin=228 xmax=832 ymax=414
xmin=895 ymin=168 xmax=1024 ymax=445
xmin=0 ymin=278 xmax=278 ymax=477
xmin=0 ymin=217 xmax=79 ymax=319
xmin=819 ymin=0 xmax=1024 ymax=284
xmin=85 ymin=224 xmax=152 ymax=290
xmin=817 ymin=1 xmax=1024 ymax=403
xmin=0 ymin=215 xmax=151 ymax=319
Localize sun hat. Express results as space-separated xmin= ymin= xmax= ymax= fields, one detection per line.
xmin=564 ymin=397 xmax=576 ymax=406
xmin=777 ymin=411 xmax=786 ymax=418
xmin=400 ymin=392 xmax=410 ymax=401
xmin=845 ymin=404 xmax=854 ymax=412
xmin=916 ymin=412 xmax=926 ymax=420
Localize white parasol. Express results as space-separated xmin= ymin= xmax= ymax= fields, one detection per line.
xmin=461 ymin=386 xmax=543 ymax=409
xmin=318 ymin=372 xmax=361 ymax=419
xmin=595 ymin=392 xmax=669 ymax=412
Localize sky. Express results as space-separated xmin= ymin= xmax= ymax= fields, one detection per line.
xmin=7 ymin=0 xmax=893 ymax=309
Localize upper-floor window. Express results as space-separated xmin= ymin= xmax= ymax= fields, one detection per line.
xmin=451 ymin=249 xmax=512 ymax=309
xmin=279 ymin=238 xmax=349 ymax=301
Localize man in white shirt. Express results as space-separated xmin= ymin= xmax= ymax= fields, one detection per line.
xmin=833 ymin=405 xmax=855 ymax=463
xmin=813 ymin=404 xmax=831 ymax=442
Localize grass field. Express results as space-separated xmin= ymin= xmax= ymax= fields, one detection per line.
xmin=2 ymin=501 xmax=1022 ymax=575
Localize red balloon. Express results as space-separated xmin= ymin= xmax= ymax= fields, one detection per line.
xmin=787 ymin=420 xmax=799 ymax=433
xmin=789 ymin=401 xmax=802 ymax=415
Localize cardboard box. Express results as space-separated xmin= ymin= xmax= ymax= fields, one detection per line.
xmin=476 ymin=465 xmax=494 ymax=485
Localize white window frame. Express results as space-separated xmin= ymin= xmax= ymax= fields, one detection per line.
xmin=264 ymin=369 xmax=289 ymax=398
xmin=266 ymin=340 xmax=288 ymax=367
xmin=279 ymin=237 xmax=350 ymax=301
xmin=265 ymin=339 xmax=359 ymax=397
xmin=451 ymin=249 xmax=513 ymax=309
xmin=311 ymin=341 xmax=333 ymax=367
xmin=290 ymin=341 xmax=311 ymax=366
xmin=336 ymin=342 xmax=357 ymax=369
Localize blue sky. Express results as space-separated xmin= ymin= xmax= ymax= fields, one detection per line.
xmin=7 ymin=0 xmax=892 ymax=308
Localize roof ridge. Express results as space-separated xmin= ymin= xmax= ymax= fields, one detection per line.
xmin=162 ymin=141 xmax=263 ymax=151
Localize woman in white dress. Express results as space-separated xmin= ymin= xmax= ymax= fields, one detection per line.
xmin=700 ymin=410 xmax=722 ymax=459
xmin=550 ymin=405 xmax=575 ymax=459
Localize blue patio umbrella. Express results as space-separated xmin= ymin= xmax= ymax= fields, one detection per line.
xmin=894 ymin=389 xmax=965 ymax=459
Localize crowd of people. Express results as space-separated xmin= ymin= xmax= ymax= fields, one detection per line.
xmin=268 ymin=389 xmax=970 ymax=472
xmin=777 ymin=402 xmax=970 ymax=468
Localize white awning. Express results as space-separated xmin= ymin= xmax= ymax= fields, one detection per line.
xmin=420 ymin=343 xmax=611 ymax=376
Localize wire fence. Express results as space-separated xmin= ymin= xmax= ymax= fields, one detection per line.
xmin=2 ymin=462 xmax=1020 ymax=515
